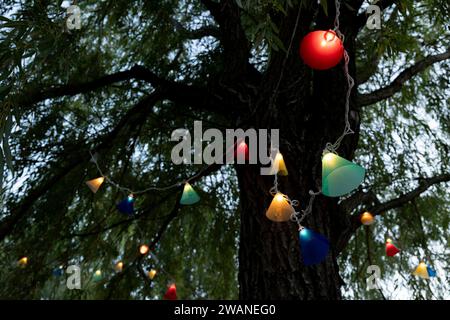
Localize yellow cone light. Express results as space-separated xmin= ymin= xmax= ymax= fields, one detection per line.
xmin=18 ymin=256 xmax=28 ymax=268
xmin=322 ymin=152 xmax=365 ymax=197
xmin=86 ymin=177 xmax=105 ymax=193
xmin=148 ymin=269 xmax=157 ymax=280
xmin=265 ymin=192 xmax=295 ymax=222
xmin=115 ymin=261 xmax=124 ymax=272
xmin=413 ymin=261 xmax=430 ymax=279
xmin=269 ymin=152 xmax=288 ymax=176
xmin=360 ymin=212 xmax=375 ymax=225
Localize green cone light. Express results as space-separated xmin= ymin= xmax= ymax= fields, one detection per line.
xmin=180 ymin=182 xmax=200 ymax=205
xmin=322 ymin=152 xmax=365 ymax=197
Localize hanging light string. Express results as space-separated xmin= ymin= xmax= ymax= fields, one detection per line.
xmin=88 ymin=135 xmax=242 ymax=195
xmin=290 ymin=189 xmax=321 ymax=230
xmin=271 ymin=0 xmax=353 ymax=228
xmin=324 ymin=0 xmax=355 ymax=154
xmin=269 ymin=174 xmax=279 ymax=195
xmin=89 ymin=150 xmax=182 ymax=194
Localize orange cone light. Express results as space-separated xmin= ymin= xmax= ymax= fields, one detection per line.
xmin=85 ymin=177 xmax=105 ymax=193
xmin=139 ymin=244 xmax=150 ymax=255
xmin=360 ymin=212 xmax=375 ymax=225
xmin=265 ymin=192 xmax=295 ymax=222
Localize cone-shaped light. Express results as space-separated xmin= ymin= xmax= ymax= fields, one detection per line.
xmin=18 ymin=256 xmax=28 ymax=268
xmin=235 ymin=140 xmax=249 ymax=162
xmin=148 ymin=269 xmax=157 ymax=280
xmin=360 ymin=211 xmax=375 ymax=226
xmin=413 ymin=262 xmax=430 ymax=279
xmin=52 ymin=266 xmax=64 ymax=276
xmin=299 ymin=228 xmax=330 ymax=265
xmin=385 ymin=239 xmax=400 ymax=257
xmin=265 ymin=192 xmax=295 ymax=222
xmin=117 ymin=194 xmax=135 ymax=215
xmin=269 ymin=152 xmax=288 ymax=176
xmin=427 ymin=266 xmax=436 ymax=277
xmin=163 ymin=283 xmax=177 ymax=300
xmin=115 ymin=261 xmax=124 ymax=272
xmin=180 ymin=183 xmax=200 ymax=205
xmin=322 ymin=152 xmax=365 ymax=197
xmin=93 ymin=269 xmax=102 ymax=281
xmin=86 ymin=177 xmax=105 ymax=193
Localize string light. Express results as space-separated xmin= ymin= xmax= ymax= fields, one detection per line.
xmin=269 ymin=151 xmax=288 ymax=176
xmin=299 ymin=30 xmax=344 ymax=70
xmin=180 ymin=182 xmax=200 ymax=205
xmin=298 ymin=227 xmax=330 ymax=265
xmin=115 ymin=261 xmax=124 ymax=272
xmin=18 ymin=256 xmax=28 ymax=268
xmin=117 ymin=194 xmax=135 ymax=215
xmin=235 ymin=140 xmax=249 ymax=162
xmin=148 ymin=269 xmax=157 ymax=280
xmin=52 ymin=265 xmax=64 ymax=276
xmin=360 ymin=212 xmax=375 ymax=225
xmin=427 ymin=265 xmax=437 ymax=277
xmin=322 ymin=152 xmax=365 ymax=197
xmin=139 ymin=244 xmax=150 ymax=255
xmin=385 ymin=238 xmax=400 ymax=257
xmin=68 ymin=0 xmax=425 ymax=293
xmin=93 ymin=269 xmax=102 ymax=281
xmin=265 ymin=192 xmax=296 ymax=222
xmin=163 ymin=283 xmax=177 ymax=300
xmin=85 ymin=177 xmax=105 ymax=193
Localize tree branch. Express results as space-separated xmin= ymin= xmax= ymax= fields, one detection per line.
xmin=368 ymin=173 xmax=450 ymax=216
xmin=336 ymin=173 xmax=450 ymax=254
xmin=0 ymin=91 xmax=164 ymax=242
xmin=13 ymin=65 xmax=229 ymax=115
xmin=358 ymin=48 xmax=450 ymax=107
xmin=67 ymin=163 xmax=223 ymax=239
xmin=339 ymin=189 xmax=380 ymax=214
xmin=201 ymin=0 xmax=253 ymax=78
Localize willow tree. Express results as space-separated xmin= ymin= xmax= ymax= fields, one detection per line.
xmin=0 ymin=0 xmax=449 ymax=300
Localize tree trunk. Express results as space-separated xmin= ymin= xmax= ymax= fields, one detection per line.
xmin=236 ymin=8 xmax=360 ymax=299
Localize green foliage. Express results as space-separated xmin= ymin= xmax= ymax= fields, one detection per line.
xmin=0 ymin=0 xmax=449 ymax=300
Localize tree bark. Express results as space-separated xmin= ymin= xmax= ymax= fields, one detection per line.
xmin=235 ymin=4 xmax=361 ymax=299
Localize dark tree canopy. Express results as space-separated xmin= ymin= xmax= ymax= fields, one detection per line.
xmin=0 ymin=0 xmax=449 ymax=300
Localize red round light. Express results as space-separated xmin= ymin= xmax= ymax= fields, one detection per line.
xmin=299 ymin=30 xmax=344 ymax=70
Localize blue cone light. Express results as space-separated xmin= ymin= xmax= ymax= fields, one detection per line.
xmin=427 ymin=266 xmax=436 ymax=277
xmin=322 ymin=152 xmax=365 ymax=197
xmin=52 ymin=266 xmax=64 ymax=277
xmin=180 ymin=183 xmax=200 ymax=205
xmin=117 ymin=194 xmax=135 ymax=215
xmin=299 ymin=228 xmax=330 ymax=266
